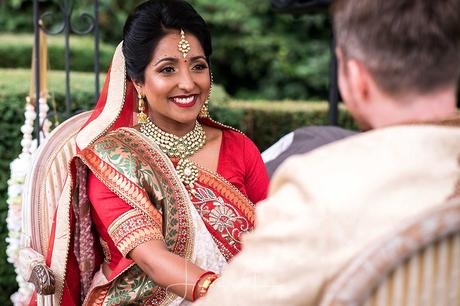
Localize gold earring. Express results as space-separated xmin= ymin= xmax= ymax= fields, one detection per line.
xmin=137 ymin=93 xmax=148 ymax=124
xmin=199 ymin=73 xmax=213 ymax=118
xmin=199 ymin=101 xmax=209 ymax=118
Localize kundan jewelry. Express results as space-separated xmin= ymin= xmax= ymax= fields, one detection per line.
xmin=178 ymin=29 xmax=191 ymax=58
xmin=137 ymin=93 xmax=148 ymax=124
xmin=199 ymin=100 xmax=209 ymax=118
xmin=140 ymin=117 xmax=206 ymax=190
xmin=199 ymin=73 xmax=213 ymax=118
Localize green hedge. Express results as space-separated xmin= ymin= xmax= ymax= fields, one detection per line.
xmin=0 ymin=33 xmax=115 ymax=72
xmin=1 ymin=1 xmax=333 ymax=100
xmin=0 ymin=68 xmax=354 ymax=303
xmin=211 ymin=100 xmax=355 ymax=151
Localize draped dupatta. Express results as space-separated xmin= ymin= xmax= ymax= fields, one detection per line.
xmin=42 ymin=43 xmax=138 ymax=306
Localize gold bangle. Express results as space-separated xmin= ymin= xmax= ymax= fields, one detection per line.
xmin=193 ymin=271 xmax=215 ymax=301
xmin=198 ymin=273 xmax=219 ymax=298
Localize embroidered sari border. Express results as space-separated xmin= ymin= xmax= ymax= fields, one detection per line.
xmin=49 ymin=174 xmax=73 ymax=305
xmin=79 ymin=148 xmax=164 ymax=230
xmin=108 ymin=209 xmax=164 ymax=257
xmin=123 ymin=128 xmax=195 ymax=258
xmin=79 ymin=127 xmax=194 ymax=305
xmin=198 ymin=168 xmax=256 ymax=225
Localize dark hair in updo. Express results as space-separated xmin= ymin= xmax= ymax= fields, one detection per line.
xmin=122 ymin=0 xmax=212 ymax=83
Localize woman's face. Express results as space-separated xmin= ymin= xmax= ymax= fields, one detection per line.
xmin=136 ymin=31 xmax=210 ymax=133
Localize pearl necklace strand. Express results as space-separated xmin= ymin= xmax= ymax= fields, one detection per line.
xmin=140 ymin=118 xmax=206 ymax=190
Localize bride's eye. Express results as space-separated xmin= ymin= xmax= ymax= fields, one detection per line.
xmin=192 ymin=63 xmax=208 ymax=71
xmin=160 ymin=66 xmax=175 ymax=74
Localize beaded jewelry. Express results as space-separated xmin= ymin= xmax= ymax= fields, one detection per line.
xmin=178 ymin=29 xmax=191 ymax=58
xmin=140 ymin=117 xmax=206 ymax=190
xmin=137 ymin=93 xmax=148 ymax=124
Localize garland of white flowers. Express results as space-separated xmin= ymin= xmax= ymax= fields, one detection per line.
xmin=7 ymin=96 xmax=51 ymax=305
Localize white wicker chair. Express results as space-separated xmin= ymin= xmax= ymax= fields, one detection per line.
xmin=319 ymin=197 xmax=460 ymax=306
xmin=19 ymin=111 xmax=92 ymax=306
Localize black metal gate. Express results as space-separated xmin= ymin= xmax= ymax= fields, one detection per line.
xmin=32 ymin=0 xmax=100 ymax=145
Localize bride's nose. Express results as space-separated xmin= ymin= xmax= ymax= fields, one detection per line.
xmin=177 ymin=69 xmax=195 ymax=92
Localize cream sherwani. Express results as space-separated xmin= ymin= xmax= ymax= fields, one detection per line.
xmin=195 ymin=121 xmax=460 ymax=306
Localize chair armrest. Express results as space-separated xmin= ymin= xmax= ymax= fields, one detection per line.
xmin=19 ymin=247 xmax=55 ymax=295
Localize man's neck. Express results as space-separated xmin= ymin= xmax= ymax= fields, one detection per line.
xmin=369 ymin=87 xmax=458 ymax=128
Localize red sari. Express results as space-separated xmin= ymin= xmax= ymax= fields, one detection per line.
xmin=81 ymin=127 xmax=267 ymax=304
xmin=30 ymin=43 xmax=268 ymax=306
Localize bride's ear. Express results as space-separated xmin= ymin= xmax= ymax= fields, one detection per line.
xmin=133 ymin=82 xmax=143 ymax=96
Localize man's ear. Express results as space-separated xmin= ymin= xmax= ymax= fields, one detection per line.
xmin=335 ymin=47 xmax=363 ymax=108
xmin=346 ymin=59 xmax=371 ymax=104
xmin=335 ymin=47 xmax=350 ymax=103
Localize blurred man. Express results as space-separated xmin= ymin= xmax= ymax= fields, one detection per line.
xmin=195 ymin=0 xmax=460 ymax=305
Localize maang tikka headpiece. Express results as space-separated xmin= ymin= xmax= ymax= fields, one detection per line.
xmin=178 ymin=29 xmax=191 ymax=58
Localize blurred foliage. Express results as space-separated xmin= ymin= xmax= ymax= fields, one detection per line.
xmin=0 ymin=0 xmax=332 ymax=100
xmin=190 ymin=0 xmax=332 ymax=100
xmin=0 ymin=33 xmax=114 ymax=72
xmin=212 ymin=100 xmax=355 ymax=151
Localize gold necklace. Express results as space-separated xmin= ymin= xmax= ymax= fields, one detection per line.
xmin=140 ymin=118 xmax=206 ymax=190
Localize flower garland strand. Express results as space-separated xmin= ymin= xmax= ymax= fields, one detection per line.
xmin=6 ymin=98 xmax=51 ymax=305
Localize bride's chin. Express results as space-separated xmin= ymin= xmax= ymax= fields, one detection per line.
xmin=168 ymin=114 xmax=201 ymax=125
xmin=170 ymin=106 xmax=202 ymax=119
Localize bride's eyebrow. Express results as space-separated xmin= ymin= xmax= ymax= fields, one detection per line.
xmin=190 ymin=55 xmax=207 ymax=62
xmin=153 ymin=55 xmax=207 ymax=66
xmin=153 ymin=57 xmax=178 ymax=66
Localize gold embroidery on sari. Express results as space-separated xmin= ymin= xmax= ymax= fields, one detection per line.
xmin=192 ymin=184 xmax=250 ymax=242
xmin=76 ymin=43 xmax=126 ymax=150
xmin=130 ymin=129 xmax=195 ymax=259
xmin=190 ymin=184 xmax=252 ymax=258
xmin=81 ymin=148 xmax=163 ymax=228
xmin=108 ymin=209 xmax=164 ymax=257
xmin=198 ymin=168 xmax=255 ymax=224
xmin=187 ymin=167 xmax=256 ymax=258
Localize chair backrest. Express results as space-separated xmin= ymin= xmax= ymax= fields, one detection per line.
xmin=22 ymin=111 xmax=92 ymax=258
xmin=319 ymin=197 xmax=460 ymax=306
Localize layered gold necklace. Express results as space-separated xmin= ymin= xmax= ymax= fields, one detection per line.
xmin=140 ymin=118 xmax=206 ymax=190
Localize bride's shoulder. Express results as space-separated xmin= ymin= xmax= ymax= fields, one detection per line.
xmin=202 ymin=124 xmax=223 ymax=143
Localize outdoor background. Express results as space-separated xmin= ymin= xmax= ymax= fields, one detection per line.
xmin=0 ymin=0 xmax=354 ymax=303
